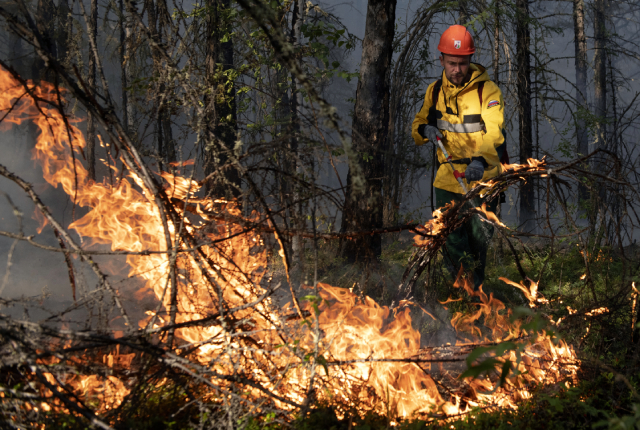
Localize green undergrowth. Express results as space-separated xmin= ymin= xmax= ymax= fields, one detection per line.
xmin=289 ymin=376 xmax=637 ymax=430
xmin=271 ymin=231 xmax=637 ymax=350
xmin=265 ymin=232 xmax=640 ymax=429
xmin=39 ymin=373 xmax=640 ymax=429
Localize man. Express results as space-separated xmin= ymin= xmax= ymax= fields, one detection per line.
xmin=412 ymin=25 xmax=506 ymax=290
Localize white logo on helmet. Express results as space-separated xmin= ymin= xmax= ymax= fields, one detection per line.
xmin=454 ymin=40 xmax=462 ymax=49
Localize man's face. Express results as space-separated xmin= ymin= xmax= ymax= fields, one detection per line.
xmin=439 ymin=54 xmax=471 ymax=85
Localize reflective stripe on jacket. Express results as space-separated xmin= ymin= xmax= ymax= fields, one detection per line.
xmin=412 ymin=63 xmax=505 ymax=194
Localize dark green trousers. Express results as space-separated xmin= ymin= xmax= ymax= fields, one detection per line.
xmin=435 ymin=188 xmax=497 ymax=290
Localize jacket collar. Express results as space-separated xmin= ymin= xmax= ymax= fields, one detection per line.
xmin=441 ymin=63 xmax=489 ymax=97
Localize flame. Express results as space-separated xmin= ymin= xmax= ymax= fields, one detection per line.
xmin=632 ymin=282 xmax=639 ymax=338
xmin=578 ymin=244 xmax=613 ymax=262
xmin=501 ymin=158 xmax=546 ymax=172
xmin=1 ymin=66 xmax=580 ymax=421
xmin=478 ymin=203 xmax=506 ymax=228
xmin=414 ymin=207 xmax=447 ymax=247
xmin=584 ymin=307 xmax=609 ymax=317
xmin=499 ymin=277 xmax=548 ymax=308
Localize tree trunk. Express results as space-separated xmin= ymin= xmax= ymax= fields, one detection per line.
xmin=593 ymin=0 xmax=607 ymax=150
xmin=573 ymin=0 xmax=589 ymax=203
xmin=56 ymin=0 xmax=69 ymax=63
xmin=146 ymin=0 xmax=175 ymax=166
xmin=515 ymin=0 xmax=535 ymax=233
xmin=339 ymin=0 xmax=397 ymax=264
xmin=589 ymin=0 xmax=607 ymax=233
xmin=86 ymin=0 xmax=98 ymax=181
xmin=203 ymin=0 xmax=241 ymax=200
xmin=124 ymin=0 xmax=135 ymax=135
xmin=288 ymin=0 xmax=305 ymax=285
xmin=607 ymin=54 xmax=620 ymax=243
xmin=119 ymin=0 xmax=129 ymax=134
xmin=493 ymin=0 xmax=500 ymax=84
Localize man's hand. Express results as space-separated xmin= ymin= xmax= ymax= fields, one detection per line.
xmin=465 ymin=160 xmax=485 ymax=182
xmin=418 ymin=124 xmax=443 ymax=143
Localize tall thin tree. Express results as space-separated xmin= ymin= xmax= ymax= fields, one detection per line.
xmin=86 ymin=0 xmax=98 ymax=181
xmin=515 ymin=0 xmax=534 ymax=233
xmin=493 ymin=0 xmax=500 ymax=84
xmin=203 ymin=0 xmax=241 ymax=199
xmin=119 ymin=0 xmax=130 ymax=134
xmin=289 ymin=0 xmax=305 ymax=284
xmin=573 ymin=0 xmax=589 ymax=203
xmin=339 ymin=0 xmax=397 ymax=264
xmin=593 ymin=0 xmax=607 ymax=149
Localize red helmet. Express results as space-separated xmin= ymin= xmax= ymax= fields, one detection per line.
xmin=437 ymin=25 xmax=475 ymax=56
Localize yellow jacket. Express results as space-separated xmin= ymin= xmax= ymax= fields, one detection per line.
xmin=412 ymin=63 xmax=505 ymax=194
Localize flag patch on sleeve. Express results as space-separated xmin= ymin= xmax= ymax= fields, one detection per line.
xmin=487 ymin=100 xmax=500 ymax=109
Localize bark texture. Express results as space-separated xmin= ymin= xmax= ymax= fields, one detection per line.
xmin=515 ymin=0 xmax=535 ymax=233
xmin=339 ymin=0 xmax=397 ymax=264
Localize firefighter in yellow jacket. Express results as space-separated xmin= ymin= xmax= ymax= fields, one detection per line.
xmin=412 ymin=25 xmax=506 ymax=290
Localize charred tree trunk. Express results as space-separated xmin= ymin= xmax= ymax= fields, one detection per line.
xmin=573 ymin=0 xmax=588 ymax=203
xmin=203 ymin=0 xmax=241 ymax=200
xmin=339 ymin=0 xmax=397 ymax=264
xmin=515 ymin=0 xmax=535 ymax=233
xmin=86 ymin=0 xmax=98 ymax=181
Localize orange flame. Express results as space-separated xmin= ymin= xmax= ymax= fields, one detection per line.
xmin=1 ymin=66 xmax=580 ymax=420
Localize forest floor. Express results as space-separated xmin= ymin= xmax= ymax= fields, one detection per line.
xmin=42 ymin=231 xmax=640 ymax=429
xmin=268 ymin=231 xmax=640 ymax=430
